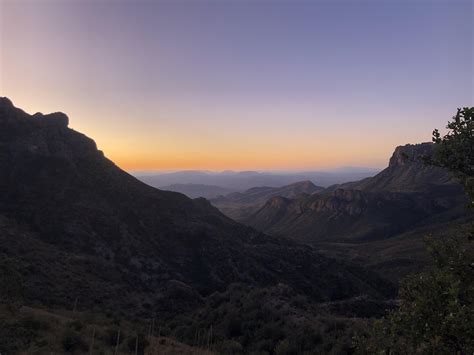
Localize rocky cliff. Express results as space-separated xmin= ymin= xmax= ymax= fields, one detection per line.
xmin=243 ymin=143 xmax=466 ymax=243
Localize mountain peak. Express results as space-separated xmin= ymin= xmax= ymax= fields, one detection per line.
xmin=0 ymin=96 xmax=14 ymax=108
xmin=33 ymin=111 xmax=69 ymax=128
xmin=288 ymin=180 xmax=317 ymax=189
xmin=0 ymin=96 xmax=24 ymax=119
xmin=389 ymin=143 xmax=433 ymax=167
xmin=0 ymin=97 xmax=69 ymax=128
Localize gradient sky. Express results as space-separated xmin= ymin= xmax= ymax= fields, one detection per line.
xmin=1 ymin=0 xmax=472 ymax=171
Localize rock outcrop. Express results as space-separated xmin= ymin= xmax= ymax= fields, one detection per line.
xmin=334 ymin=143 xmax=454 ymax=193
xmin=243 ymin=143 xmax=466 ymax=243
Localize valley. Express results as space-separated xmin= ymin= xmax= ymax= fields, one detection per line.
xmin=0 ymin=98 xmax=471 ymax=353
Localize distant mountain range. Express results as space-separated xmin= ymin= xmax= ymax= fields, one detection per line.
xmin=208 ymin=143 xmax=469 ymax=281
xmin=157 ymin=183 xmax=236 ymax=199
xmin=136 ymin=167 xmax=380 ymax=191
xmin=242 ymin=143 xmax=466 ymax=243
xmin=211 ymin=180 xmax=324 ymax=220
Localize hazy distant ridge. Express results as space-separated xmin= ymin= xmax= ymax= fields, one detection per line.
xmin=137 ymin=168 xmax=380 ymax=191
xmin=158 ymin=183 xmax=236 ymax=199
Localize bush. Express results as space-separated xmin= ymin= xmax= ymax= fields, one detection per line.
xmin=274 ymin=339 xmax=292 ymax=355
xmin=224 ymin=313 xmax=242 ymax=338
xmin=215 ymin=339 xmax=243 ymax=354
xmin=256 ymin=322 xmax=284 ymax=342
xmin=61 ymin=330 xmax=89 ymax=353
xmin=20 ymin=316 xmax=47 ymax=331
xmin=68 ymin=320 xmax=84 ymax=331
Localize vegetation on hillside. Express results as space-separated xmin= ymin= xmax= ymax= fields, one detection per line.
xmin=357 ymin=107 xmax=474 ymax=354
xmin=0 ymin=304 xmax=215 ymax=354
xmin=1 ymin=99 xmax=472 ymax=354
xmin=165 ymin=283 xmax=390 ymax=354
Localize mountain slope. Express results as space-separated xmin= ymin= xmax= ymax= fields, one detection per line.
xmin=0 ymin=97 xmax=393 ymax=320
xmin=245 ymin=186 xmax=465 ymax=242
xmin=211 ymin=180 xmax=324 ymax=220
xmin=331 ymin=143 xmax=455 ymax=193
xmin=243 ymin=144 xmax=466 ymax=243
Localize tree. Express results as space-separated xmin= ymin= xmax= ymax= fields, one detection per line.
xmin=430 ymin=107 xmax=474 ymax=206
xmin=357 ymin=107 xmax=474 ymax=354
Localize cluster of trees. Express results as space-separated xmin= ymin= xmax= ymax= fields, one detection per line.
xmin=166 ymin=283 xmax=364 ymax=354
xmin=358 ymin=107 xmax=474 ymax=354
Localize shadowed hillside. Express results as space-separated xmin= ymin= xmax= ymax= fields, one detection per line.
xmin=211 ymin=180 xmax=324 ymax=220
xmin=329 ymin=143 xmax=456 ymax=193
xmin=0 ymin=98 xmax=394 ymax=353
xmin=242 ymin=143 xmax=466 ymax=243
xmin=231 ymin=143 xmax=470 ymax=282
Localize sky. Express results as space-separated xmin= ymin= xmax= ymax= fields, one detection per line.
xmin=1 ymin=0 xmax=472 ymax=171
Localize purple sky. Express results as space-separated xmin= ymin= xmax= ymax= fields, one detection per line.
xmin=1 ymin=0 xmax=472 ymax=170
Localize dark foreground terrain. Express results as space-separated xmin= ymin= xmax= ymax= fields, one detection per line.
xmin=0 ymin=98 xmax=468 ymax=354
xmin=0 ymin=98 xmax=397 ymax=353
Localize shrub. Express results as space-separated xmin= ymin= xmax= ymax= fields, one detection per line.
xmin=20 ymin=316 xmax=47 ymax=331
xmin=274 ymin=339 xmax=292 ymax=355
xmin=215 ymin=339 xmax=243 ymax=354
xmin=224 ymin=313 xmax=242 ymax=338
xmin=61 ymin=330 xmax=89 ymax=353
xmin=68 ymin=320 xmax=84 ymax=331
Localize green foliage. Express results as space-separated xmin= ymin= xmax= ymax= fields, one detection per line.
xmin=167 ymin=283 xmax=366 ymax=354
xmin=430 ymin=107 xmax=474 ymax=206
xmin=357 ymin=236 xmax=474 ymax=353
xmin=357 ymin=107 xmax=474 ymax=354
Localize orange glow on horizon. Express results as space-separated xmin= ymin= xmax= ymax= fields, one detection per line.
xmin=0 ymin=94 xmax=414 ymax=172
xmin=1 ymin=0 xmax=469 ymax=173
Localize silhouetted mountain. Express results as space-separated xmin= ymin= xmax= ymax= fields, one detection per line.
xmin=159 ymin=183 xmax=236 ymax=199
xmin=0 ymin=98 xmax=393 ymax=323
xmin=211 ymin=180 xmax=324 ymax=220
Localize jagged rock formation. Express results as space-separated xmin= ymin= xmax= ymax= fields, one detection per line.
xmin=0 ymin=97 xmax=393 ymax=319
xmin=331 ymin=143 xmax=455 ymax=193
